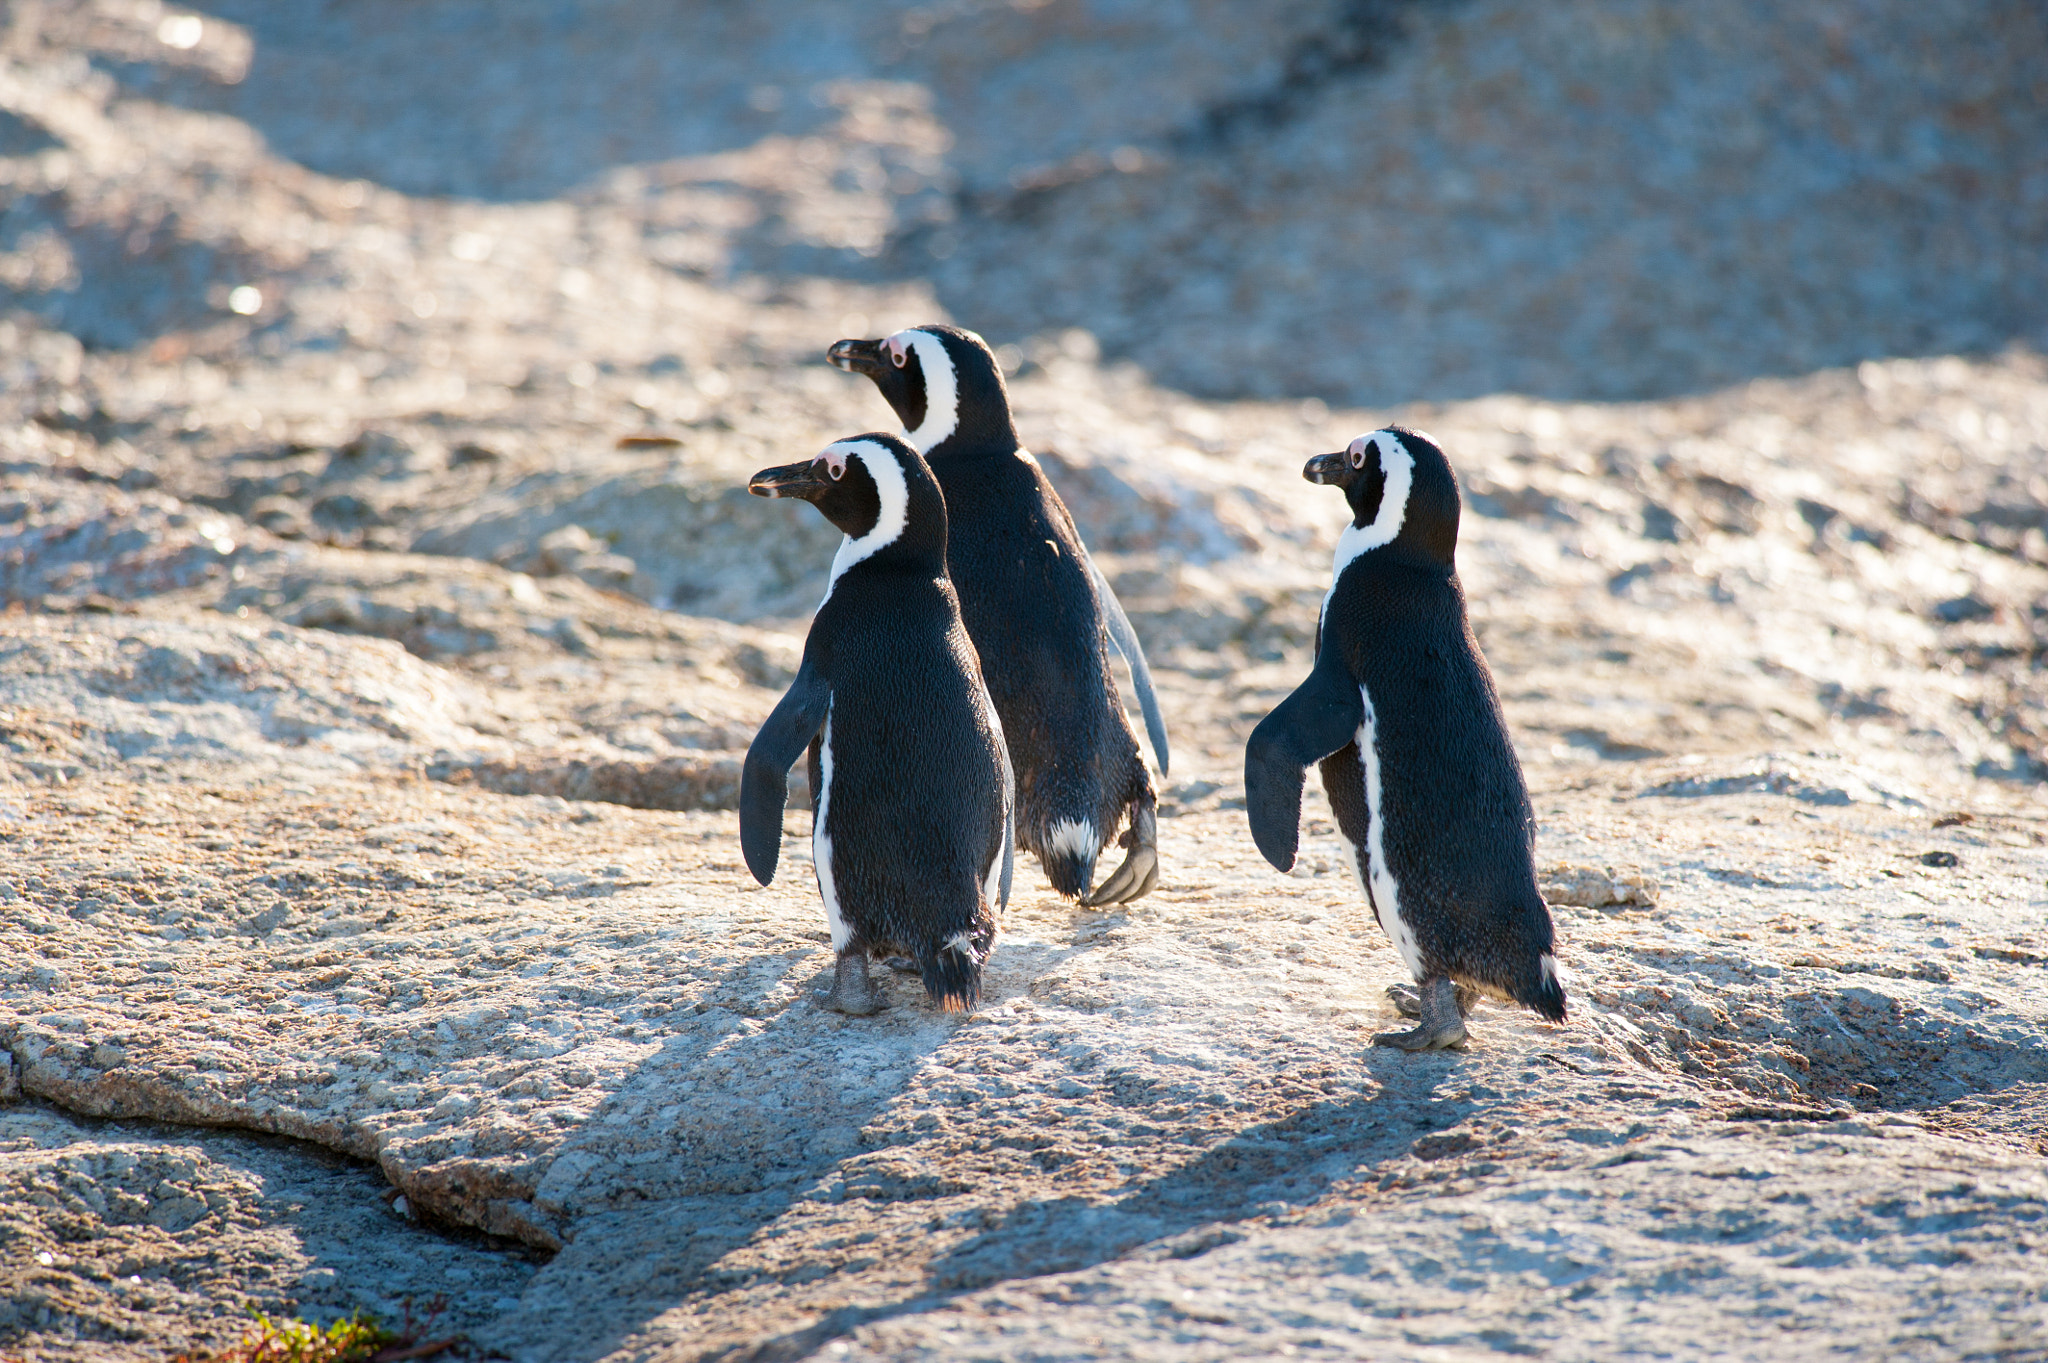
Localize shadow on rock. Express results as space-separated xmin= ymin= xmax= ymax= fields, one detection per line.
xmin=480 ymin=954 xmax=967 ymax=1362
xmin=721 ymin=1057 xmax=1482 ymax=1361
xmin=927 ymin=1066 xmax=1475 ymax=1293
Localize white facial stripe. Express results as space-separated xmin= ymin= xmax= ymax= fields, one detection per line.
xmin=820 ymin=439 xmax=910 ymax=603
xmin=1357 ymin=686 xmax=1424 ymax=980
xmin=814 ymin=704 xmax=849 ymax=953
xmin=893 ymin=329 xmax=959 ymax=453
xmin=1320 ymin=430 xmax=1418 ymax=631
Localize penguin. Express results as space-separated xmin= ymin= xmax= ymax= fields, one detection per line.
xmin=741 ymin=432 xmax=1014 ymax=1015
xmin=1243 ymin=427 xmax=1567 ymax=1050
xmin=826 ymin=324 xmax=1167 ymax=907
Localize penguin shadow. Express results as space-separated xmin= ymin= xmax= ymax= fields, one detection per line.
xmin=489 ymin=948 xmax=973 ymax=1360
xmin=923 ymin=1051 xmax=1478 ymax=1292
xmin=724 ymin=1051 xmax=1482 ymax=1360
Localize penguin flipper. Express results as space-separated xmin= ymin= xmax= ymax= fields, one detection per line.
xmin=1091 ymin=557 xmax=1171 ymax=778
xmin=1244 ymin=660 xmax=1363 ymax=873
xmin=740 ymin=662 xmax=831 ymax=886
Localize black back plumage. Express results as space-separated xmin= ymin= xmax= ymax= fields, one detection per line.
xmin=740 ymin=434 xmax=1011 ymax=1010
xmin=829 ymin=325 xmax=1165 ymax=901
xmin=1246 ymin=427 xmax=1565 ymax=1022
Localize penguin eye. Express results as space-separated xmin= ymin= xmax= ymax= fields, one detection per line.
xmin=1349 ymin=440 xmax=1371 ymax=470
xmin=889 ymin=340 xmax=909 ymax=369
xmin=817 ymin=451 xmax=848 ymax=480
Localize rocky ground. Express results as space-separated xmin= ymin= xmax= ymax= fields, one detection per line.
xmin=2 ymin=2 xmax=2046 ymax=1360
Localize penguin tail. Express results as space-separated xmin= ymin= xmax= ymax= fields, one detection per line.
xmin=1038 ymin=817 xmax=1101 ymax=900
xmin=1042 ymin=850 xmax=1092 ymax=899
xmin=1514 ymin=950 xmax=1569 ymax=1024
xmin=920 ymin=923 xmax=992 ymax=1014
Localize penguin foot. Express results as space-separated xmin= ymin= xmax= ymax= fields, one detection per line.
xmin=1386 ymin=982 xmax=1477 ymax=1018
xmin=1373 ymin=976 xmax=1468 ymax=1051
xmin=882 ymin=955 xmax=921 ymax=975
xmin=819 ymin=952 xmax=888 ymax=1016
xmin=1080 ymin=804 xmax=1159 ymax=907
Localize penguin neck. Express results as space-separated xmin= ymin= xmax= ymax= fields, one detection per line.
xmin=831 ymin=531 xmax=945 ymax=589
xmin=916 ymin=413 xmax=1019 ymax=462
xmin=922 ymin=433 xmax=1020 ymax=467
xmin=1325 ymin=513 xmax=1452 ymax=625
xmin=910 ymin=371 xmax=1018 ymax=461
xmin=1331 ymin=535 xmax=1449 ymax=585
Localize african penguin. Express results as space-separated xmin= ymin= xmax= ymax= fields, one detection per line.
xmin=827 ymin=324 xmax=1168 ymax=906
xmin=741 ymin=432 xmax=1014 ymax=1015
xmin=1243 ymin=427 xmax=1567 ymax=1050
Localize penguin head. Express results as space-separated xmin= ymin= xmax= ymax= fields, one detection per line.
xmin=1303 ymin=427 xmax=1460 ymax=566
xmin=826 ymin=324 xmax=1017 ymax=455
xmin=748 ymin=431 xmax=947 ymax=571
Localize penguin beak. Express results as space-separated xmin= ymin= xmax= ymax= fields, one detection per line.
xmin=1303 ymin=452 xmax=1351 ymax=486
xmin=748 ymin=459 xmax=829 ymax=501
xmin=827 ymin=338 xmax=887 ymax=377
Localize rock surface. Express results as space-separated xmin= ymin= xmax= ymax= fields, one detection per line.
xmin=1 ymin=3 xmax=2044 ymax=1361
xmin=0 ymin=1102 xmax=535 ymax=1358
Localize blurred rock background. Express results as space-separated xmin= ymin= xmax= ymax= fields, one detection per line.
xmin=1 ymin=2 xmax=2045 ymax=1360
xmin=9 ymin=0 xmax=2045 ymax=401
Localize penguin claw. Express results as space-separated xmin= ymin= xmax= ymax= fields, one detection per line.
xmin=1080 ymin=842 xmax=1157 ymax=906
xmin=1372 ymin=1020 xmax=1467 ymax=1051
xmin=1372 ymin=976 xmax=1468 ymax=1050
xmin=1079 ymin=803 xmax=1159 ymax=907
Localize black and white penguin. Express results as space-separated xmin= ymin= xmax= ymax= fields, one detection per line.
xmin=1243 ymin=427 xmax=1567 ymax=1050
xmin=741 ymin=432 xmax=1014 ymax=1015
xmin=826 ymin=324 xmax=1168 ymax=906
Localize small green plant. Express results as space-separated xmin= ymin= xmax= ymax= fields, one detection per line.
xmin=170 ymin=1296 xmax=454 ymax=1363
xmin=217 ymin=1309 xmax=395 ymax=1363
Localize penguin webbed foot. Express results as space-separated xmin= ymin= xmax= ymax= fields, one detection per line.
xmin=1080 ymin=803 xmax=1159 ymax=907
xmin=818 ymin=951 xmax=889 ymax=1016
xmin=881 ymin=955 xmax=921 ymax=975
xmin=1374 ymin=976 xmax=1468 ymax=1051
xmin=1386 ymin=981 xmax=1477 ymax=1019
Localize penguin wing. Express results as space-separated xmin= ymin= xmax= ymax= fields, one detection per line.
xmin=1243 ymin=659 xmax=1363 ymax=872
xmin=740 ymin=661 xmax=831 ymax=886
xmin=1091 ymin=556 xmax=1171 ymax=777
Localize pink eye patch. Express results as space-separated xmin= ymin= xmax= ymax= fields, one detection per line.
xmin=885 ymin=333 xmax=913 ymax=368
xmin=815 ymin=448 xmax=850 ymax=480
